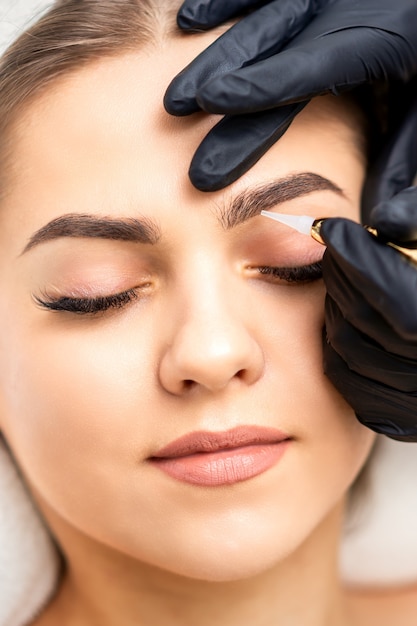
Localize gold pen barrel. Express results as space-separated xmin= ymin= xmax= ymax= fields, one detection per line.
xmin=365 ymin=227 xmax=417 ymax=263
xmin=311 ymin=219 xmax=417 ymax=264
xmin=310 ymin=219 xmax=327 ymax=246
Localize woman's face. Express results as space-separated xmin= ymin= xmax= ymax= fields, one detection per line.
xmin=0 ymin=37 xmax=374 ymax=581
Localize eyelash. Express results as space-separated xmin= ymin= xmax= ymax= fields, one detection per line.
xmin=34 ymin=288 xmax=139 ymax=315
xmin=34 ymin=262 xmax=322 ymax=316
xmin=257 ymin=261 xmax=323 ymax=284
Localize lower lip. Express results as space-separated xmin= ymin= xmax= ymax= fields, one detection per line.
xmin=150 ymin=441 xmax=289 ymax=487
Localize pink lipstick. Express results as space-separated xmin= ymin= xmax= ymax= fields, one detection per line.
xmin=149 ymin=426 xmax=290 ymax=487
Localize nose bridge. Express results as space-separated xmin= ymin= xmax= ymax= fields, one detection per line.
xmin=158 ymin=256 xmax=264 ymax=394
xmin=187 ymin=273 xmax=245 ymax=354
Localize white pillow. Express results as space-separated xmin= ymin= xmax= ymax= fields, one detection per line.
xmin=340 ymin=436 xmax=417 ymax=586
xmin=0 ymin=0 xmax=53 ymax=56
xmin=0 ymin=439 xmax=60 ymax=626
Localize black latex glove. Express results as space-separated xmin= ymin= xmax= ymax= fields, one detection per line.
xmin=164 ymin=0 xmax=417 ymax=191
xmin=319 ymin=91 xmax=417 ymax=441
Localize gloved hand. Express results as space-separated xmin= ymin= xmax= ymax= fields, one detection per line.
xmin=164 ymin=0 xmax=417 ymax=191
xmin=318 ymin=91 xmax=417 ymax=441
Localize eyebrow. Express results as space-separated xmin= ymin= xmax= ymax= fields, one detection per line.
xmin=22 ymin=214 xmax=161 ymax=254
xmin=21 ymin=172 xmax=344 ymax=254
xmin=217 ymin=172 xmax=344 ymax=229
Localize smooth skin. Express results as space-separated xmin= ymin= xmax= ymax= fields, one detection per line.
xmin=0 ymin=31 xmax=413 ymax=626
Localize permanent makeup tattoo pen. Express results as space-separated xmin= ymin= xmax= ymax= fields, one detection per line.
xmin=260 ymin=211 xmax=417 ymax=262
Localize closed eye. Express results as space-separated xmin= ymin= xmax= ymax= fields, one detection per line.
xmin=33 ymin=261 xmax=323 ymax=316
xmin=257 ymin=261 xmax=323 ymax=284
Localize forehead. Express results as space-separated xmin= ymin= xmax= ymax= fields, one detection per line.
xmin=4 ymin=38 xmax=364 ymax=229
xmin=8 ymin=47 xmax=220 ymax=213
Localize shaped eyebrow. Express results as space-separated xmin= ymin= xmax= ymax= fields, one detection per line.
xmin=22 ymin=214 xmax=161 ymax=254
xmin=21 ymin=172 xmax=344 ymax=254
xmin=217 ymin=172 xmax=344 ymax=229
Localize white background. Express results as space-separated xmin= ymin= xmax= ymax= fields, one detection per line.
xmin=0 ymin=0 xmax=52 ymax=55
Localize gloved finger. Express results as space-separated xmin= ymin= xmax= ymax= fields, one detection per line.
xmin=322 ymin=268 xmax=417 ymax=358
xmin=177 ymin=0 xmax=268 ymax=30
xmin=323 ymin=337 xmax=417 ymax=441
xmin=362 ymin=86 xmax=417 ymax=216
xmin=188 ymin=102 xmax=307 ymax=191
xmin=320 ymin=218 xmax=417 ymax=338
xmin=368 ymin=187 xmax=417 ymax=245
xmin=323 ymin=238 xmax=417 ymax=356
xmin=196 ymin=28 xmax=414 ymax=114
xmin=165 ymin=0 xmax=318 ymax=116
xmin=325 ymin=294 xmax=417 ymax=383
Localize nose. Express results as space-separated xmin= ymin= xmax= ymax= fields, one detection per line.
xmin=158 ymin=282 xmax=264 ymax=395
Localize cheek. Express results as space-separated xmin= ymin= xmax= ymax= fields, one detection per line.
xmin=0 ymin=308 xmax=161 ymax=510
xmin=256 ymin=279 xmax=326 ymax=391
xmin=256 ymin=280 xmax=375 ymax=486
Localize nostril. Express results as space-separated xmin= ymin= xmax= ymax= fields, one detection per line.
xmin=235 ymin=368 xmax=250 ymax=382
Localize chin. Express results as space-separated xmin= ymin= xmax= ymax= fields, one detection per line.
xmin=131 ymin=524 xmax=303 ymax=583
xmin=157 ymin=549 xmax=284 ymax=583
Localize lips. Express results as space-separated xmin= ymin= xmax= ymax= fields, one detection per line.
xmin=149 ymin=426 xmax=290 ymax=487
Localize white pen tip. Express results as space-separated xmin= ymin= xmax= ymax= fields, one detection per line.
xmin=260 ymin=211 xmax=315 ymax=235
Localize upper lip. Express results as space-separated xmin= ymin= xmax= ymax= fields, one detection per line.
xmin=151 ymin=425 xmax=290 ymax=459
